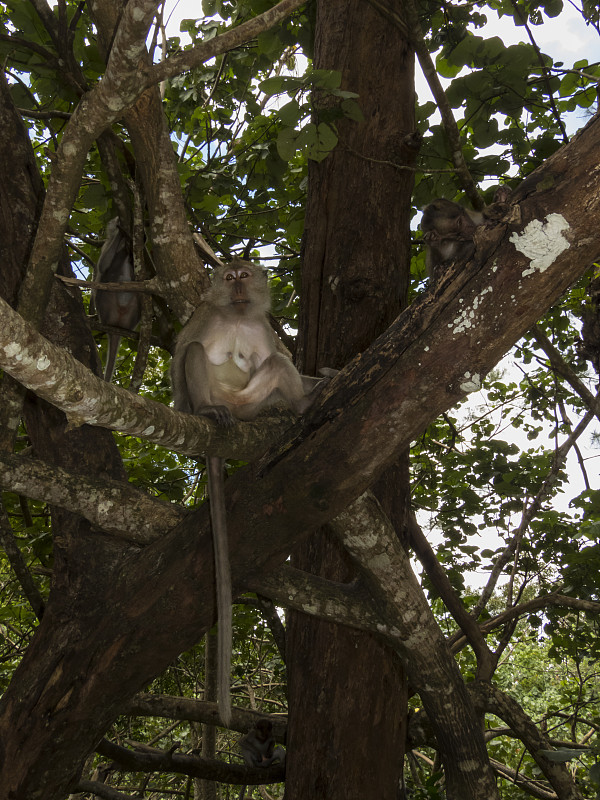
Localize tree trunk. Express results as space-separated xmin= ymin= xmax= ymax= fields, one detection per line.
xmin=287 ymin=1 xmax=415 ymax=797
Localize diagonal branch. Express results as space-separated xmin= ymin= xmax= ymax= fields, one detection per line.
xmin=472 ymin=682 xmax=584 ymax=800
xmin=142 ymin=0 xmax=307 ymax=88
xmin=532 ymin=324 xmax=600 ymax=422
xmin=0 ymin=452 xmax=184 ymax=544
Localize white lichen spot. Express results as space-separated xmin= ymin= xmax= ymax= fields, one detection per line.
xmin=5 ymin=342 xmax=21 ymax=358
xmin=367 ymin=553 xmax=392 ymax=571
xmin=62 ymin=142 xmax=77 ymax=158
xmin=460 ymin=372 xmax=481 ymax=393
xmin=52 ymin=209 xmax=69 ymax=224
xmin=36 ymin=355 xmax=51 ymax=371
xmin=423 ymin=346 xmax=430 ymax=352
xmin=451 ymin=286 xmax=492 ymax=334
xmin=97 ymin=500 xmax=115 ymax=515
xmin=142 ymin=426 xmax=156 ymax=436
xmin=509 ymin=213 xmax=570 ymax=276
xmin=132 ymin=6 xmax=145 ymax=20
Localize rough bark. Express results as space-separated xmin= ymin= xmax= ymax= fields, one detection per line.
xmin=287 ymin=1 xmax=415 ymax=797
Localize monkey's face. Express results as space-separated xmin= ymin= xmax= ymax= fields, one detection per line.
xmin=255 ymin=720 xmax=273 ymax=742
xmin=421 ymin=199 xmax=464 ymax=235
xmin=224 ymin=266 xmax=253 ymax=307
xmin=210 ymin=261 xmax=271 ymax=315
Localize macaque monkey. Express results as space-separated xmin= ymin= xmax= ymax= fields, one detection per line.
xmin=239 ymin=719 xmax=286 ymax=767
xmin=93 ymin=217 xmax=141 ymax=381
xmin=420 ymin=198 xmax=484 ymax=279
xmin=171 ymin=258 xmax=325 ymax=726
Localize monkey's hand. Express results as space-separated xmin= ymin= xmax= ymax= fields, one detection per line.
xmin=199 ymin=405 xmax=235 ymax=428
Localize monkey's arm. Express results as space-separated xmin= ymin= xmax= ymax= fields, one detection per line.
xmin=180 ymin=342 xmax=235 ymax=426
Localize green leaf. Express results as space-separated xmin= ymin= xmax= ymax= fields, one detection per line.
xmin=278 ymin=99 xmax=304 ymax=127
xmin=259 ymin=75 xmax=303 ymax=97
xmin=276 ymin=127 xmax=298 ymax=161
xmin=341 ymin=98 xmax=364 ymax=122
xmin=202 ymin=0 xmax=222 ymax=15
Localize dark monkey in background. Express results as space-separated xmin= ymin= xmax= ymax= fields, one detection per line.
xmin=239 ymin=718 xmax=286 ymax=767
xmin=421 ymin=198 xmax=484 ymax=279
xmin=171 ymin=258 xmax=324 ymax=726
xmin=93 ymin=217 xmax=141 ymax=381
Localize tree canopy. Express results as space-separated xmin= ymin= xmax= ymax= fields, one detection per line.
xmin=0 ymin=0 xmax=599 ymax=799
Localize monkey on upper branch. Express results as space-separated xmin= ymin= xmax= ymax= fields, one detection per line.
xmin=93 ymin=217 xmax=141 ymax=381
xmin=420 ymin=198 xmax=484 ymax=280
xmin=171 ymin=257 xmax=327 ymax=727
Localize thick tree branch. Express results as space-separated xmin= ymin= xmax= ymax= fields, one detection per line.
xmin=0 ymin=452 xmax=183 ymax=544
xmin=407 ymin=512 xmax=495 ymax=678
xmin=95 ymin=738 xmax=284 ymax=785
xmin=126 ymin=694 xmax=286 ymax=739
xmin=331 ymin=493 xmax=496 ymax=795
xmin=0 ymin=298 xmax=295 ymax=459
xmin=247 ymin=564 xmax=382 ymax=633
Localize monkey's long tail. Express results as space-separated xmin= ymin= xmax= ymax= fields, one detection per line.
xmin=207 ymin=455 xmax=232 ymax=728
xmin=103 ymin=333 xmax=121 ymax=382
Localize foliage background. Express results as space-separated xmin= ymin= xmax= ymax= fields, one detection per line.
xmin=0 ymin=0 xmax=599 ymax=797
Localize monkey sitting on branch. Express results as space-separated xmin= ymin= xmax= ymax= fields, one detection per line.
xmin=170 ymin=257 xmax=327 ymax=727
xmin=420 ymin=198 xmax=484 ymax=280
xmin=92 ymin=217 xmax=141 ymax=382
xmin=239 ymin=718 xmax=286 ymax=767
xmin=238 ymin=719 xmax=286 ymax=800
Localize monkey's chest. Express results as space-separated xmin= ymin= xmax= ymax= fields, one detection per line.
xmin=204 ymin=321 xmax=270 ymax=390
xmin=203 ymin=321 xmax=270 ymax=372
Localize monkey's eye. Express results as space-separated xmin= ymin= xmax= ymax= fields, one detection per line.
xmin=239 ymin=272 xmax=250 ymax=279
xmin=225 ymin=273 xmax=235 ymax=280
